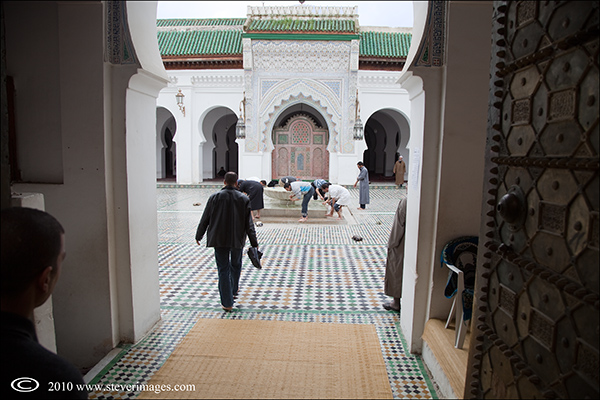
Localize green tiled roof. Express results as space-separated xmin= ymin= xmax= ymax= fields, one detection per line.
xmin=246 ymin=19 xmax=356 ymax=34
xmin=156 ymin=19 xmax=411 ymax=59
xmin=360 ymin=31 xmax=412 ymax=58
xmin=157 ymin=29 xmax=242 ymax=56
xmin=157 ymin=18 xmax=245 ymax=27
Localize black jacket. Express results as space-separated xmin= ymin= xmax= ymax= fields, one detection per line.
xmin=1 ymin=312 xmax=88 ymax=399
xmin=195 ymin=186 xmax=259 ymax=249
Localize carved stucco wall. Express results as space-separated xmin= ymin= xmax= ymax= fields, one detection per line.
xmin=244 ymin=39 xmax=359 ymax=154
xmin=105 ymin=1 xmax=137 ymax=65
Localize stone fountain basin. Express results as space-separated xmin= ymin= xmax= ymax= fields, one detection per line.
xmin=260 ymin=186 xmax=355 ymax=224
xmin=264 ymin=186 xmax=292 ymax=201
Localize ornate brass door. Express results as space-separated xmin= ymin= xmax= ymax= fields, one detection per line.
xmin=467 ymin=1 xmax=599 ymax=398
xmin=272 ymin=114 xmax=329 ymax=180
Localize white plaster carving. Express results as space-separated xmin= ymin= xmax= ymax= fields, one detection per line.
xmin=242 ymin=38 xmax=252 ymax=70
xmin=358 ymin=74 xmax=403 ymax=87
xmin=248 ymin=6 xmax=358 ymax=23
xmin=244 ymin=70 xmax=256 ymax=152
xmin=252 ymin=41 xmax=351 ymax=73
xmin=319 ymin=80 xmax=343 ymax=101
xmin=258 ymin=79 xmax=347 ymax=153
xmin=350 ymin=39 xmax=360 ymax=72
xmin=345 ymin=70 xmax=359 ymax=154
xmin=261 ymin=79 xmax=284 ymax=98
xmin=190 ymin=75 xmax=243 ymax=87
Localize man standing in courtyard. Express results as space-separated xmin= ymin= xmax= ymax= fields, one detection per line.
xmin=393 ymin=155 xmax=406 ymax=188
xmin=195 ymin=172 xmax=259 ymax=311
xmin=354 ymin=161 xmax=370 ymax=210
xmin=1 ymin=207 xmax=88 ymax=399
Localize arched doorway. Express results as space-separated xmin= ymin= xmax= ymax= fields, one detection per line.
xmin=156 ymin=107 xmax=177 ymax=181
xmin=272 ymin=112 xmax=329 ymax=180
xmin=201 ymin=107 xmax=239 ymax=179
xmin=212 ymin=114 xmax=238 ymax=177
xmin=363 ymin=109 xmax=410 ymax=181
xmin=163 ymin=128 xmax=176 ymax=178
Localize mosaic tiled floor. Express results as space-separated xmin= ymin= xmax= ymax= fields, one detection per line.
xmin=87 ymin=184 xmax=438 ymax=399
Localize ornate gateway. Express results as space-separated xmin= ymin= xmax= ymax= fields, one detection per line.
xmin=467 ymin=1 xmax=599 ymax=398
xmin=272 ymin=114 xmax=329 ymax=181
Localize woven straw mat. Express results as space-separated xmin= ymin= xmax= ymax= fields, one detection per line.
xmin=138 ymin=318 xmax=393 ymax=399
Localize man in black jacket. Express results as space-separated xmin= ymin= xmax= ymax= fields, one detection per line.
xmin=195 ymin=172 xmax=259 ymax=311
xmin=1 ymin=207 xmax=87 ymax=398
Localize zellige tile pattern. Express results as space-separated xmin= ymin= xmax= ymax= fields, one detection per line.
xmin=87 ymin=184 xmax=438 ymax=399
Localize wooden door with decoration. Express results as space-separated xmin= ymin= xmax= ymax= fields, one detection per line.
xmin=466 ymin=1 xmax=599 ymax=398
xmin=272 ymin=114 xmax=329 ymax=181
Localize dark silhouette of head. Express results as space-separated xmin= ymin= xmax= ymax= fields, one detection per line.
xmin=224 ymin=171 xmax=238 ymax=186
xmin=1 ymin=207 xmax=65 ymax=297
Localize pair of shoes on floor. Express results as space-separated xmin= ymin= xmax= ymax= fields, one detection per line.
xmin=382 ymin=302 xmax=400 ymax=312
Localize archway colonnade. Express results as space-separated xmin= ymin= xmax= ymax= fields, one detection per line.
xmin=156 ymin=75 xmax=412 ymax=185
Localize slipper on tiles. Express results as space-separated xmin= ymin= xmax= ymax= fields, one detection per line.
xmin=352 ymin=235 xmax=363 ymax=242
xmin=382 ymin=302 xmax=400 ymax=312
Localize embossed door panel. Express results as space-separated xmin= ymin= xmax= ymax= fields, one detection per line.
xmin=272 ymin=114 xmax=329 ymax=180
xmin=467 ymin=1 xmax=599 ymax=399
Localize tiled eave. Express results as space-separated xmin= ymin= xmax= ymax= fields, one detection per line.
xmin=242 ymin=32 xmax=360 ymax=41
xmin=359 ymin=57 xmax=406 ymax=71
xmin=162 ymin=55 xmax=406 ymax=71
xmin=163 ymin=55 xmax=243 ymax=70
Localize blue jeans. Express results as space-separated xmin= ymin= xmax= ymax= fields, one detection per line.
xmin=301 ymin=186 xmax=315 ymax=217
xmin=214 ymin=247 xmax=243 ymax=308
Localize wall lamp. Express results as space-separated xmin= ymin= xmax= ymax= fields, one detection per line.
xmin=353 ymin=90 xmax=364 ymax=141
xmin=176 ymin=89 xmax=185 ymax=117
xmin=236 ymin=92 xmax=246 ymax=139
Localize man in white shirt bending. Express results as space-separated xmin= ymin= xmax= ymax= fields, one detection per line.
xmin=321 ymin=183 xmax=351 ymax=220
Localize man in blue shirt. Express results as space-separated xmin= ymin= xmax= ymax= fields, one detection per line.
xmin=284 ymin=181 xmax=315 ymax=222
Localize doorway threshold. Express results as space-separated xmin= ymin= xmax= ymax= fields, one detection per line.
xmin=422 ymin=318 xmax=470 ymax=399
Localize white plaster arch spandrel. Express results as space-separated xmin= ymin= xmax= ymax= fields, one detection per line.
xmin=199 ymin=105 xmax=238 ymax=145
xmin=259 ymin=79 xmax=346 ymax=153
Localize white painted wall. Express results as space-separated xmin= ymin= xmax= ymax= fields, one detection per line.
xmin=397 ymin=71 xmax=431 ymax=353
xmin=7 ymin=1 xmax=115 ymax=367
xmin=4 ymin=2 xmax=63 ymax=184
xmin=123 ymin=71 xmax=165 ymax=341
xmin=396 ymin=1 xmax=492 ymax=356
xmin=5 ymin=1 xmax=167 ymax=369
xmin=428 ymin=1 xmax=491 ymax=321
